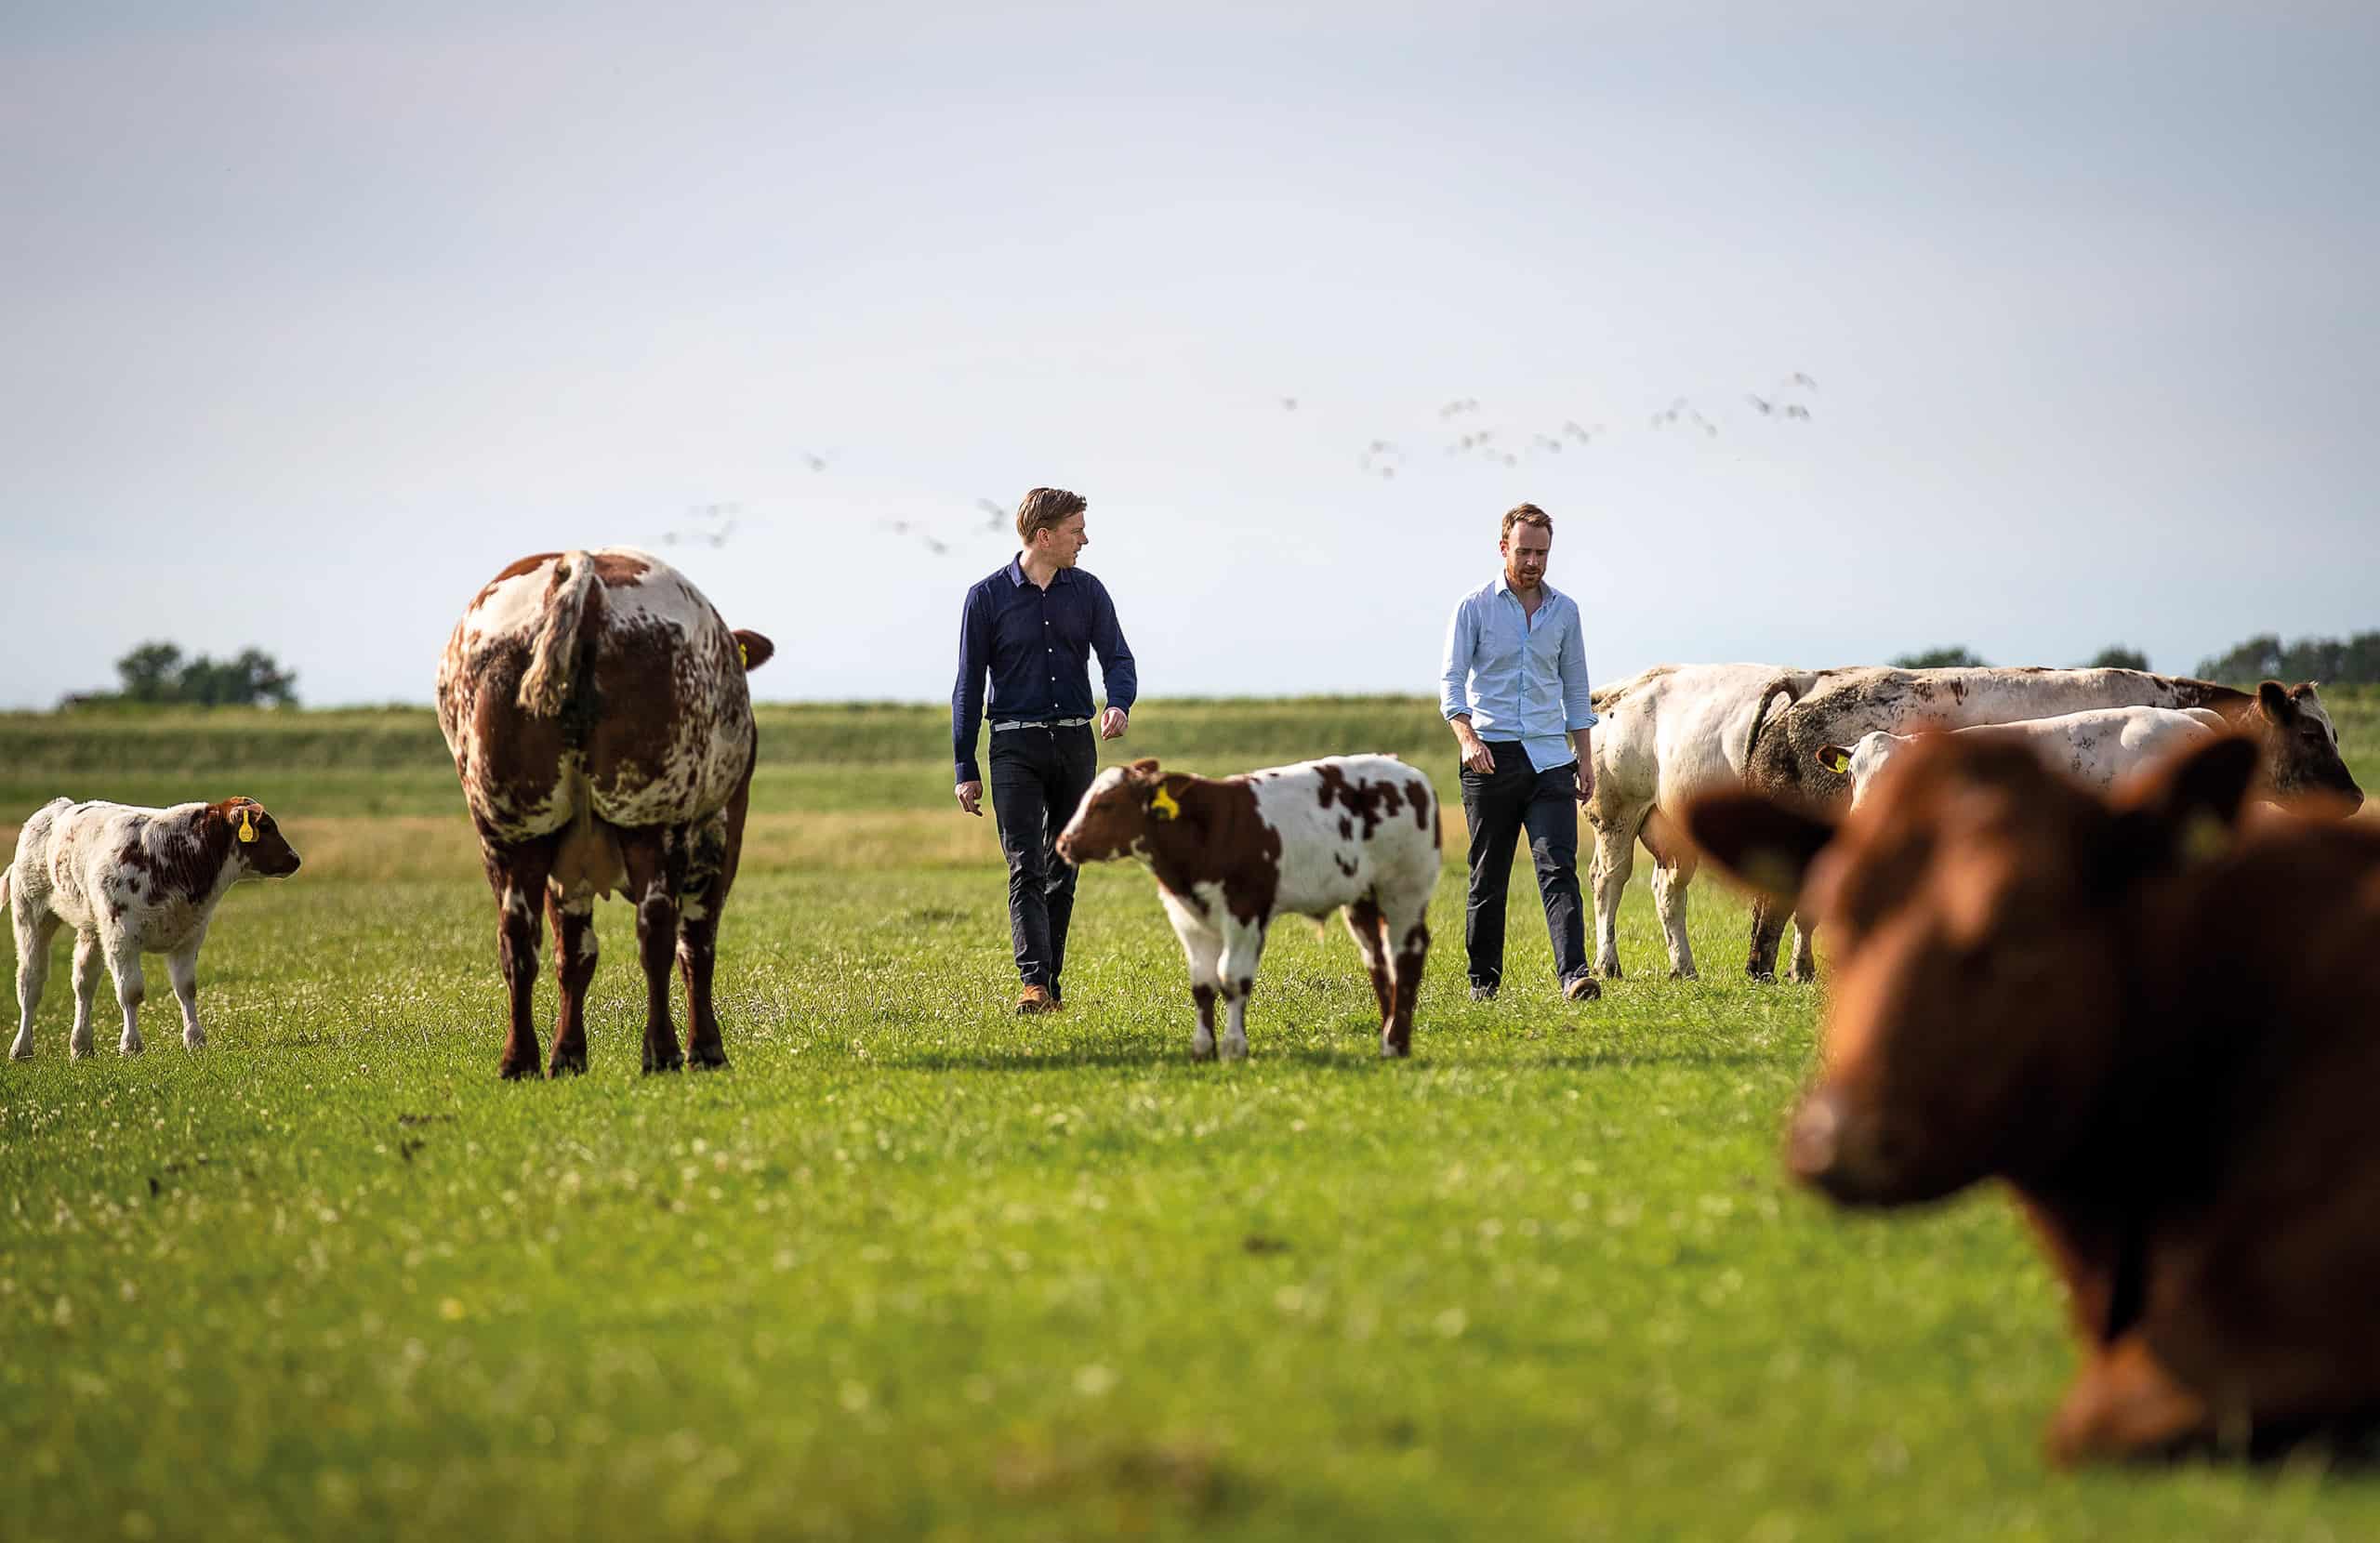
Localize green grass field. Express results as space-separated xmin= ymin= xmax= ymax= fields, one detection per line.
xmin=5 ymin=694 xmax=2379 ymax=1541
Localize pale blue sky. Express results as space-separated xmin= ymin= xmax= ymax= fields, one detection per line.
xmin=5 ymin=1 xmax=2374 ymax=707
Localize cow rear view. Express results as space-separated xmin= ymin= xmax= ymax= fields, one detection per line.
xmin=436 ymin=548 xmax=774 ymax=1078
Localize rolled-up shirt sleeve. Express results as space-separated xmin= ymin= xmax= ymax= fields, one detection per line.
xmin=1559 ymin=600 xmax=1597 ymax=731
xmin=1440 ymin=596 xmax=1475 ymax=721
xmin=952 ymin=586 xmax=991 ymax=784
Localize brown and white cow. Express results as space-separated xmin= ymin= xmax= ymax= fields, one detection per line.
xmin=1055 ymin=755 xmax=1442 ymax=1060
xmin=7 ymin=795 xmax=302 ymax=1059
xmin=1739 ymin=666 xmax=2362 ymax=979
xmin=1689 ymin=733 xmax=2380 ymax=1464
xmin=436 ymin=547 xmax=774 ymax=1079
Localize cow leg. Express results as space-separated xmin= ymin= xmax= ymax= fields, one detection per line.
xmin=620 ymin=834 xmax=685 ymax=1074
xmin=12 ymin=910 xmax=60 ymax=1060
xmin=102 ymin=934 xmax=146 ymax=1057
xmin=479 ymin=834 xmax=557 ymax=1080
xmin=166 ymin=930 xmax=208 ymax=1049
xmin=1343 ymin=899 xmax=1394 ymax=1027
xmin=546 ymin=890 xmax=597 ymax=1077
xmin=2047 ymin=1336 xmax=2212 ymax=1466
xmin=1745 ymin=897 xmax=1790 ymax=983
xmin=1384 ymin=910 xmax=1430 ymax=1060
xmin=1216 ymin=919 xmax=1268 ymax=1062
xmin=678 ymin=771 xmax=748 ymax=1070
xmin=66 ymin=929 xmax=99 ymax=1059
xmin=1166 ymin=903 xmax=1224 ymax=1061
xmin=1647 ymin=851 xmax=1699 ymax=983
xmin=677 ymin=891 xmax=729 ymax=1070
xmin=1589 ymin=814 xmax=1640 ymax=979
xmin=1788 ymin=917 xmax=1818 ymax=983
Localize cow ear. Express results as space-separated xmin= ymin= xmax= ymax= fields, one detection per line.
xmin=733 ymin=630 xmax=774 ymax=671
xmin=1129 ymin=757 xmax=1161 ymax=776
xmin=2256 ymin=679 xmax=2294 ymax=722
xmin=1816 ymin=745 xmax=1853 ymax=776
xmin=1685 ymin=791 xmax=1837 ymax=900
xmin=2103 ymin=734 xmax=2258 ymax=883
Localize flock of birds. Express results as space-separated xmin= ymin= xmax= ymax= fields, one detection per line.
xmin=655 ymin=374 xmax=1821 ymax=558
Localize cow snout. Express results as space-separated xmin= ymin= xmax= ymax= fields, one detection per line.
xmin=1054 ymin=834 xmax=1078 ymax=864
xmin=1786 ymin=1088 xmax=1908 ymax=1207
xmin=1786 ymin=1091 xmax=1844 ymax=1184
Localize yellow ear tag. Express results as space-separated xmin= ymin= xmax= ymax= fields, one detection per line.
xmin=237 ymin=809 xmax=258 ymax=843
xmin=1149 ymin=785 xmax=1181 ymax=822
xmin=738 ymin=640 xmax=748 ymax=668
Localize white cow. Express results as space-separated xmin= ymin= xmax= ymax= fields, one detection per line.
xmin=1818 ymin=706 xmax=2228 ymax=810
xmin=1585 ymin=664 xmax=1826 ymax=980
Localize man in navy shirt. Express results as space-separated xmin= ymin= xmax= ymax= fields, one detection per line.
xmin=1439 ymin=504 xmax=1601 ymax=1005
xmin=952 ymin=488 xmax=1137 ymax=1015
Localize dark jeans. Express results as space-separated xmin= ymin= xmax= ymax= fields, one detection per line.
xmin=1460 ymin=740 xmax=1589 ymax=991
xmin=988 ymin=723 xmax=1099 ymax=993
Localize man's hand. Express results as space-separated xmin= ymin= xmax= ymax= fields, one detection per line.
xmin=1098 ymin=706 xmax=1128 ymax=741
xmin=1574 ymin=769 xmax=1596 ymax=808
xmin=1453 ymin=722 xmax=1496 ymax=775
xmin=956 ymin=781 xmax=984 ymax=817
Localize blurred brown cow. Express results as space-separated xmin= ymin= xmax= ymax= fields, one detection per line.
xmin=1688 ymin=732 xmax=2380 ymax=1464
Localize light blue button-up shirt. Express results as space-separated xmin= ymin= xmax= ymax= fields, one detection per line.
xmin=1439 ymin=574 xmax=1598 ymax=772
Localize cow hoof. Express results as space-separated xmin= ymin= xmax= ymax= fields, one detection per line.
xmin=689 ymin=1046 xmax=731 ymax=1071
xmin=1220 ymin=1042 xmax=1250 ymax=1063
xmin=1789 ymin=967 xmax=1818 ymax=984
xmin=182 ymin=1030 xmax=206 ymax=1049
xmin=1380 ymin=1040 xmax=1411 ymax=1060
xmin=1595 ymin=960 xmax=1622 ymax=980
xmin=548 ymin=1053 xmax=588 ymax=1078
xmin=1669 ymin=966 xmax=1698 ymax=982
xmin=498 ymin=1057 xmax=540 ymax=1080
xmin=1190 ymin=1042 xmax=1218 ymax=1062
xmin=9 ymin=1043 xmax=32 ymax=1062
xmin=1749 ymin=970 xmax=1778 ymax=985
xmin=643 ymin=1048 xmax=687 ymax=1075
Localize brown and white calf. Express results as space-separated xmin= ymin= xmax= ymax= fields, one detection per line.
xmin=1055 ymin=755 xmax=1442 ymax=1060
xmin=7 ymin=796 xmax=302 ymax=1059
xmin=1690 ymin=733 xmax=2380 ymax=1464
xmin=1739 ymin=667 xmax=2362 ymax=979
xmin=436 ymin=547 xmax=774 ymax=1079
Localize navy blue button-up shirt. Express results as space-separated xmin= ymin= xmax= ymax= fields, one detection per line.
xmin=952 ymin=559 xmax=1138 ymax=783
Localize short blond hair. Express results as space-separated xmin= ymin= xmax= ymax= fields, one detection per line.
xmin=1501 ymin=503 xmax=1553 ymax=542
xmin=1016 ymin=487 xmax=1088 ymax=547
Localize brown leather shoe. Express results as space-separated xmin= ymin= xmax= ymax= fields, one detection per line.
xmin=1563 ymin=974 xmax=1602 ymax=1003
xmin=1016 ymin=984 xmax=1059 ymax=1015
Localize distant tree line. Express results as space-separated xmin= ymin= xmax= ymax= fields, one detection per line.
xmin=62 ymin=641 xmax=299 ymax=708
xmin=2192 ymin=632 xmax=2380 ymax=688
xmin=1889 ymin=637 xmax=2380 ymax=684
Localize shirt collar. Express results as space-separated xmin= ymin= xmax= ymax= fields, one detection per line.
xmin=1492 ymin=573 xmax=1561 ymax=605
xmin=1007 ymin=557 xmax=1075 ymax=588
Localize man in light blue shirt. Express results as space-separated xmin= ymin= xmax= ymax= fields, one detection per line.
xmin=1438 ymin=503 xmax=1601 ymax=1004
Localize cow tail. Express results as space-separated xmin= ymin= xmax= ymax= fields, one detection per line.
xmin=1741 ymin=675 xmax=1806 ymax=773
xmin=516 ymin=550 xmax=598 ymax=716
xmin=1 ymin=862 xmax=11 ymax=915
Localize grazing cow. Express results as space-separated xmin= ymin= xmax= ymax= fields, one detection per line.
xmin=436 ymin=547 xmax=774 ymax=1079
xmin=7 ymin=796 xmax=302 ymax=1059
xmin=1054 ymin=755 xmax=1441 ymax=1060
xmin=1739 ymin=667 xmax=2361 ymax=979
xmin=1818 ymin=706 xmax=2228 ymax=810
xmin=1688 ymin=733 xmax=2380 ymax=1464
xmin=1584 ymin=662 xmax=1824 ymax=980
